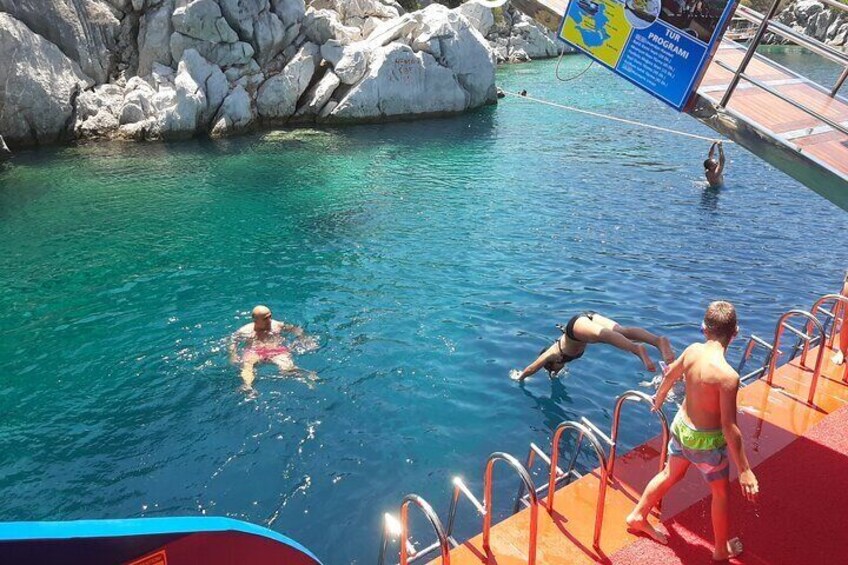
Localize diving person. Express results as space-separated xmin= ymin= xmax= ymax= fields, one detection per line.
xmin=833 ymin=270 xmax=848 ymax=366
xmin=704 ymin=141 xmax=726 ymax=188
xmin=510 ymin=312 xmax=674 ymax=380
xmin=228 ymin=305 xmax=313 ymax=389
xmin=626 ymin=301 xmax=758 ymax=561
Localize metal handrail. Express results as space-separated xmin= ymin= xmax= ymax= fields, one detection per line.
xmin=816 ymin=0 xmax=848 ymax=14
xmin=548 ymin=421 xmax=609 ymax=548
xmin=834 ymin=67 xmax=848 ymax=98
xmin=737 ymin=334 xmax=776 ymax=374
xmin=721 ymin=0 xmax=848 ymax=107
xmin=514 ymin=443 xmax=565 ymax=513
xmin=608 ymin=391 xmax=669 ymax=477
xmin=766 ymin=310 xmax=827 ymax=404
xmin=480 ymin=453 xmax=538 ymax=564
xmin=378 ymin=494 xmax=451 ymax=565
xmin=719 ymin=0 xmax=783 ymax=107
xmin=735 ymin=6 xmax=848 ymax=69
xmin=714 ymin=59 xmax=848 ymax=136
xmin=447 ymin=477 xmax=485 ymax=540
xmin=809 ymin=294 xmax=848 ymax=350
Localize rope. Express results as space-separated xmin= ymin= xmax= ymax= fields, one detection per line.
xmin=555 ymin=49 xmax=594 ymax=82
xmin=502 ymin=90 xmax=731 ymax=143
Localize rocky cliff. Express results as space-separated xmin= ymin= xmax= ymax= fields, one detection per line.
xmin=0 ymin=0 xmax=517 ymax=147
xmin=763 ymin=0 xmax=848 ymax=49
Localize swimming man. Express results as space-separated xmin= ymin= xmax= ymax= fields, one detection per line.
xmin=626 ymin=301 xmax=758 ymax=561
xmin=704 ymin=141 xmax=726 ymax=188
xmin=511 ymin=311 xmax=674 ymax=380
xmin=228 ymin=305 xmax=309 ymax=389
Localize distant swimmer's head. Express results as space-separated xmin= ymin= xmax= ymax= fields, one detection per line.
xmin=704 ymin=158 xmax=718 ymax=171
xmin=702 ymin=301 xmax=738 ymax=346
xmin=541 ymin=346 xmax=567 ymax=377
xmin=252 ymin=305 xmax=273 ymax=331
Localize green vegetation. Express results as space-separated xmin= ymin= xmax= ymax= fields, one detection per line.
xmin=492 ymin=5 xmax=505 ymax=24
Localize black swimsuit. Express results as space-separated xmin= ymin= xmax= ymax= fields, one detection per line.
xmin=555 ymin=311 xmax=597 ymax=363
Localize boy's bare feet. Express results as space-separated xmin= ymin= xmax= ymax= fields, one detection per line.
xmin=636 ymin=345 xmax=657 ymax=373
xmin=658 ymin=337 xmax=675 ymax=364
xmin=713 ymin=537 xmax=743 ymax=561
xmin=833 ymin=350 xmax=845 ymax=365
xmin=625 ymin=512 xmax=668 ymax=544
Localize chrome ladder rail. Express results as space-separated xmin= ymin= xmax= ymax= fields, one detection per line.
xmin=547 ymin=421 xmax=609 ymax=548
xmin=378 ymin=494 xmax=451 ymax=565
xmin=448 ymin=452 xmax=539 ymax=565
xmin=607 ymin=391 xmax=670 ymax=477
xmin=737 ymin=334 xmax=779 ymax=384
xmin=805 ymin=294 xmax=848 ymax=362
xmin=766 ymin=310 xmax=827 ymax=405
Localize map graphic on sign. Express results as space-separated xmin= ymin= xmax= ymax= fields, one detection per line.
xmin=558 ymin=0 xmax=739 ymax=109
xmin=561 ymin=0 xmax=629 ymax=67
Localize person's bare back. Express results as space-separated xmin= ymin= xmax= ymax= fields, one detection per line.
xmin=677 ymin=342 xmax=737 ymax=431
xmin=626 ymin=301 xmax=758 ymax=561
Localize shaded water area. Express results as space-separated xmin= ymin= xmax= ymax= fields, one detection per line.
xmin=0 ymin=48 xmax=845 ymax=563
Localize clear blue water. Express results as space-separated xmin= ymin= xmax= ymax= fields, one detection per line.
xmin=0 ymin=49 xmax=845 ymax=564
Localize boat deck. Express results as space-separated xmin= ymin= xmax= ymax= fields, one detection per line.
xmin=429 ymin=343 xmax=848 ymax=564
xmin=510 ymin=0 xmax=848 ymax=210
xmin=692 ymin=41 xmax=848 ymax=207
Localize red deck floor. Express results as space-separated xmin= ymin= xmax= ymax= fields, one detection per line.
xmin=612 ymin=400 xmax=848 ymax=564
xmin=430 ymin=344 xmax=848 ymax=565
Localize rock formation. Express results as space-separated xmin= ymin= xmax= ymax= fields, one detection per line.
xmin=0 ymin=0 xmax=564 ymax=148
xmin=764 ymin=0 xmax=848 ymax=50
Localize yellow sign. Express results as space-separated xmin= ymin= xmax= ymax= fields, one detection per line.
xmin=559 ymin=0 xmax=630 ymax=67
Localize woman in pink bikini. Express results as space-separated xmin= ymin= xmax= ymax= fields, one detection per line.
xmin=228 ymin=305 xmax=312 ymax=389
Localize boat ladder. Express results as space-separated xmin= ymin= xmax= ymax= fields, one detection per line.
xmin=377 ymin=452 xmax=539 ymax=565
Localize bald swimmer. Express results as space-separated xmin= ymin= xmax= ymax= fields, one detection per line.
xmin=228 ymin=305 xmax=311 ymax=389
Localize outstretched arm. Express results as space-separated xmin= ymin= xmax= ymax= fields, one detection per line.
xmin=720 ymin=374 xmax=758 ymax=501
xmin=717 ymin=142 xmax=725 ymax=173
xmin=517 ymin=348 xmax=557 ymax=380
xmin=708 ymin=141 xmax=718 ymax=159
xmin=653 ymin=346 xmax=687 ymax=409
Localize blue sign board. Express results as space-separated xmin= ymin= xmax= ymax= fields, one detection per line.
xmin=558 ymin=0 xmax=740 ymax=110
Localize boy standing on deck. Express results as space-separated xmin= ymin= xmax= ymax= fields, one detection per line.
xmin=626 ymin=301 xmax=759 ymax=561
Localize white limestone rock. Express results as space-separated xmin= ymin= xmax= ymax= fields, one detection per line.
xmin=454 ymin=1 xmax=494 ymax=36
xmin=218 ymin=0 xmax=268 ymax=39
xmin=414 ymin=4 xmax=496 ymax=107
xmin=0 ymin=13 xmax=94 ymax=146
xmin=75 ymin=83 xmax=124 ymax=137
xmin=328 ymin=43 xmax=467 ymax=121
xmin=334 ymin=45 xmax=369 ymax=84
xmin=256 ymin=42 xmax=319 ymax=119
xmin=254 ymin=10 xmax=288 ymax=65
xmin=296 ymin=70 xmax=340 ymax=116
xmin=0 ymin=0 xmax=119 ymax=84
xmin=211 ymin=84 xmax=255 ymax=134
xmin=157 ymin=48 xmax=226 ymax=136
xmin=271 ymin=0 xmax=306 ymax=24
xmin=138 ymin=0 xmax=175 ymax=76
xmin=311 ymin=0 xmax=400 ymax=23
xmin=170 ymin=32 xmax=255 ymax=67
xmin=172 ymin=0 xmax=239 ymax=43
xmin=302 ymin=8 xmax=361 ymax=44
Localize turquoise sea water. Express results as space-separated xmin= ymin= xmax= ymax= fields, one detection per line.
xmin=0 ymin=49 xmax=845 ymax=563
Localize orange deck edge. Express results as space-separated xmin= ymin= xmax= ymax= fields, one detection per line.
xmin=428 ymin=345 xmax=848 ymax=565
